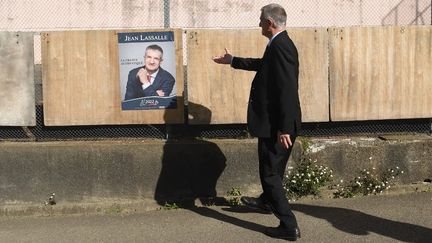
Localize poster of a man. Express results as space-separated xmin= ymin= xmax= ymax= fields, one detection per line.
xmin=118 ymin=31 xmax=177 ymax=110
xmin=124 ymin=45 xmax=174 ymax=99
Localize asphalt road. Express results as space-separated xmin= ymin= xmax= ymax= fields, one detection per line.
xmin=0 ymin=192 xmax=431 ymax=243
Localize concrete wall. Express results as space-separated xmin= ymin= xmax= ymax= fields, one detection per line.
xmin=306 ymin=135 xmax=432 ymax=184
xmin=1 ymin=136 xmax=431 ymax=208
xmin=0 ymin=140 xmax=263 ymax=205
xmin=0 ymin=32 xmax=35 ymax=126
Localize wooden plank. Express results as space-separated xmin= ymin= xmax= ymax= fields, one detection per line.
xmin=0 ymin=32 xmax=35 ymax=126
xmin=330 ymin=26 xmax=432 ymax=121
xmin=187 ymin=28 xmax=329 ymax=124
xmin=289 ymin=28 xmax=329 ymax=122
xmin=42 ymin=29 xmax=184 ymax=126
xmin=187 ymin=29 xmax=261 ymax=124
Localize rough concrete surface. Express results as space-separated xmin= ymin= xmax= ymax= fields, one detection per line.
xmin=0 ymin=32 xmax=35 ymax=126
xmin=0 ymin=192 xmax=431 ymax=243
xmin=0 ymin=135 xmax=431 ymax=216
xmin=303 ymin=134 xmax=432 ymax=183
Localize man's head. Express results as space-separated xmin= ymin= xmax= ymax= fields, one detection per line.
xmin=259 ymin=3 xmax=287 ymax=39
xmin=144 ymin=44 xmax=164 ymax=73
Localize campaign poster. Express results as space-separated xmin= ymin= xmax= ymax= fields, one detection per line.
xmin=118 ymin=31 xmax=177 ymax=110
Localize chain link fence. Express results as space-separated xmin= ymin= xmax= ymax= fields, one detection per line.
xmin=1 ymin=0 xmax=431 ymax=31
xmin=1 ymin=0 xmax=431 ymax=141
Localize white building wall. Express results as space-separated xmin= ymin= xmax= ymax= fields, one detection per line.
xmin=0 ymin=0 xmax=430 ymax=31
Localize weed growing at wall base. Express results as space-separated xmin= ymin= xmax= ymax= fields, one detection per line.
xmin=226 ymin=187 xmax=242 ymax=206
xmin=160 ymin=202 xmax=180 ymax=210
xmin=333 ymin=166 xmax=404 ymax=198
xmin=283 ymin=158 xmax=333 ymax=200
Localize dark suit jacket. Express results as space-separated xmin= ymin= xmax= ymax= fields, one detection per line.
xmin=124 ymin=66 xmax=175 ymax=100
xmin=232 ymin=31 xmax=301 ymax=138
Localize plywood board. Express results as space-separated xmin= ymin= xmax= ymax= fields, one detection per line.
xmin=187 ymin=28 xmax=329 ymax=124
xmin=330 ymin=26 xmax=432 ymax=121
xmin=42 ymin=29 xmax=184 ymax=125
xmin=289 ymin=28 xmax=329 ymax=122
xmin=0 ymin=32 xmax=35 ymax=126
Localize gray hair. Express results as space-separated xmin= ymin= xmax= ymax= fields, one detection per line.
xmin=261 ymin=3 xmax=287 ymax=28
xmin=145 ymin=44 xmax=164 ymax=58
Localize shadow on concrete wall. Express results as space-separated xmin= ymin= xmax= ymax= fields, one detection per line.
xmin=382 ymin=0 xmax=431 ymax=25
xmin=154 ymin=102 xmax=226 ymax=206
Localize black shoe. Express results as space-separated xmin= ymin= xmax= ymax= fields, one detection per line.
xmin=240 ymin=196 xmax=272 ymax=213
xmin=264 ymin=225 xmax=301 ymax=241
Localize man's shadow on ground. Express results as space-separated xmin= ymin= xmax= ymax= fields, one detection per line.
xmin=155 ymin=102 xmax=431 ymax=241
xmin=155 ymin=101 xmax=268 ymax=234
xmin=290 ymin=204 xmax=432 ymax=242
xmin=221 ymin=203 xmax=432 ymax=242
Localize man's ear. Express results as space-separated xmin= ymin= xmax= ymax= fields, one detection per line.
xmin=267 ymin=17 xmax=275 ymax=27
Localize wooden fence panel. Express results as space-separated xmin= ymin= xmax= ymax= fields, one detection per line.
xmin=42 ymin=29 xmax=184 ymax=126
xmin=330 ymin=26 xmax=432 ymax=121
xmin=289 ymin=28 xmax=329 ymax=123
xmin=187 ymin=29 xmax=261 ymax=124
xmin=187 ymin=28 xmax=329 ymax=124
xmin=0 ymin=32 xmax=35 ymax=126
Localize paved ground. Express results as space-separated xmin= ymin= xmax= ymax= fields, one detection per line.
xmin=0 ymin=191 xmax=431 ymax=243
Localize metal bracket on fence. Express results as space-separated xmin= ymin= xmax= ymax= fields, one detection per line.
xmin=430 ymin=119 xmax=432 ymax=135
xmin=165 ymin=124 xmax=172 ymax=140
xmin=22 ymin=126 xmax=36 ymax=141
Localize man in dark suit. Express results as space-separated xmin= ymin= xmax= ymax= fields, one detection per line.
xmin=124 ymin=44 xmax=175 ymax=100
xmin=212 ymin=3 xmax=302 ymax=241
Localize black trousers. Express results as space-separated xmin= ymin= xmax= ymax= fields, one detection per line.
xmin=258 ymin=135 xmax=297 ymax=229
